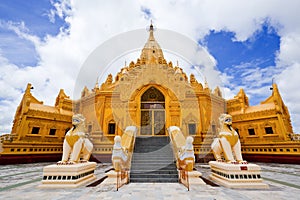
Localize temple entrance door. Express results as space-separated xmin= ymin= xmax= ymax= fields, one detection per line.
xmin=141 ymin=110 xmax=165 ymax=135
xmin=140 ymin=87 xmax=166 ymax=136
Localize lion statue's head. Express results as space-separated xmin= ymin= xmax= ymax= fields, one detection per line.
xmin=219 ymin=114 xmax=233 ymax=129
xmin=71 ymin=114 xmax=86 ymax=132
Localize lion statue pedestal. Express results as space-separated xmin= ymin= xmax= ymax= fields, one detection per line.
xmin=39 ymin=162 xmax=96 ymax=188
xmin=39 ymin=114 xmax=96 ymax=188
xmin=209 ymin=114 xmax=268 ymax=189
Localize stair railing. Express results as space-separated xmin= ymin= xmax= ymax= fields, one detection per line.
xmin=167 ymin=126 xmax=195 ymax=191
xmin=112 ymin=126 xmax=137 ymax=191
xmin=179 ymin=164 xmax=190 ymax=191
xmin=116 ymin=167 xmax=129 ymax=191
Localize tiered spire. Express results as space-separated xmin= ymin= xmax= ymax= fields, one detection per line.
xmin=148 ymin=21 xmax=155 ymax=41
xmin=140 ymin=22 xmax=165 ymax=64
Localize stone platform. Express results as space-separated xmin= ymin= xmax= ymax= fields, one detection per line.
xmin=1 ymin=162 xmax=300 ymax=199
xmin=209 ymin=161 xmax=269 ymax=189
xmin=39 ymin=162 xmax=96 ymax=188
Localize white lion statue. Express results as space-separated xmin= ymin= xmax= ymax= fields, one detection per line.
xmin=211 ymin=114 xmax=247 ymax=164
xmin=57 ymin=114 xmax=93 ymax=165
xmin=111 ymin=126 xmax=137 ymax=171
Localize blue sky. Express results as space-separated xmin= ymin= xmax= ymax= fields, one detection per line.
xmin=202 ymin=24 xmax=280 ymax=105
xmin=203 ymin=25 xmax=279 ymax=72
xmin=0 ymin=0 xmax=67 ymax=66
xmin=0 ymin=0 xmax=299 ymax=134
xmin=0 ymin=0 xmax=66 ymax=37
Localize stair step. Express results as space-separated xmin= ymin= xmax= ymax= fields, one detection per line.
xmin=132 ymin=158 xmax=174 ymax=162
xmin=133 ymin=154 xmax=173 ymax=156
xmin=131 ymin=170 xmax=178 ymax=175
xmin=130 ymin=178 xmax=178 ymax=183
xmin=132 ymin=156 xmax=174 ymax=159
xmin=131 ymin=163 xmax=176 ymax=167
xmin=133 ymin=160 xmax=175 ymax=163
xmin=133 ymin=155 xmax=173 ymax=156
xmin=131 ymin=163 xmax=177 ymax=171
xmin=131 ymin=165 xmax=177 ymax=171
xmin=135 ymin=137 xmax=169 ymax=141
xmin=130 ymin=136 xmax=178 ymax=183
xmin=130 ymin=173 xmax=178 ymax=179
xmin=131 ymin=159 xmax=174 ymax=164
xmin=133 ymin=149 xmax=172 ymax=153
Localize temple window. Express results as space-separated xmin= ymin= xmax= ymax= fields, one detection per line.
xmin=248 ymin=128 xmax=255 ymax=136
xmin=188 ymin=123 xmax=196 ymax=135
xmin=265 ymin=127 xmax=273 ymax=134
xmin=108 ymin=122 xmax=116 ymax=135
xmin=49 ymin=128 xmax=56 ymax=136
xmin=31 ymin=127 xmax=40 ymax=134
xmin=88 ymin=125 xmax=92 ymax=133
xmin=212 ymin=124 xmax=216 ymax=134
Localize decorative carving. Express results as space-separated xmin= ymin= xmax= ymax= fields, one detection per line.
xmin=141 ymin=87 xmax=164 ymax=102
xmin=81 ymin=86 xmax=90 ymax=97
xmin=213 ymin=87 xmax=222 ymax=97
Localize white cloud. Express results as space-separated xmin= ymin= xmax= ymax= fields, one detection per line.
xmin=1 ymin=0 xmax=300 ymax=133
xmin=276 ymin=63 xmax=300 ymax=132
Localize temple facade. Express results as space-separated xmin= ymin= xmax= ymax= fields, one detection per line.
xmin=75 ymin=24 xmax=225 ymax=161
xmin=2 ymin=24 xmax=298 ymax=164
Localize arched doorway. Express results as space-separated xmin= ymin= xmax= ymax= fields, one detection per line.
xmin=140 ymin=87 xmax=165 ymax=136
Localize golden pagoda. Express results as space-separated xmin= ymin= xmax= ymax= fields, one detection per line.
xmin=75 ymin=23 xmax=225 ymax=162
xmin=1 ymin=23 xmax=299 ymax=164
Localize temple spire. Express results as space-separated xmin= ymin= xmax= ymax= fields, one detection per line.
xmin=150 ymin=20 xmax=153 ymax=30
xmin=204 ymin=77 xmax=209 ymax=88
xmin=140 ymin=22 xmax=165 ymax=64
xmin=148 ymin=21 xmax=155 ymax=41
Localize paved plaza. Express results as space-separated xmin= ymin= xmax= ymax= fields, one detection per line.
xmin=0 ymin=162 xmax=299 ymax=200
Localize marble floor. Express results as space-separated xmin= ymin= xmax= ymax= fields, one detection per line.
xmin=0 ymin=162 xmax=299 ymax=200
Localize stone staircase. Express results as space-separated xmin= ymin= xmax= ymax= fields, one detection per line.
xmin=130 ymin=136 xmax=178 ymax=183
